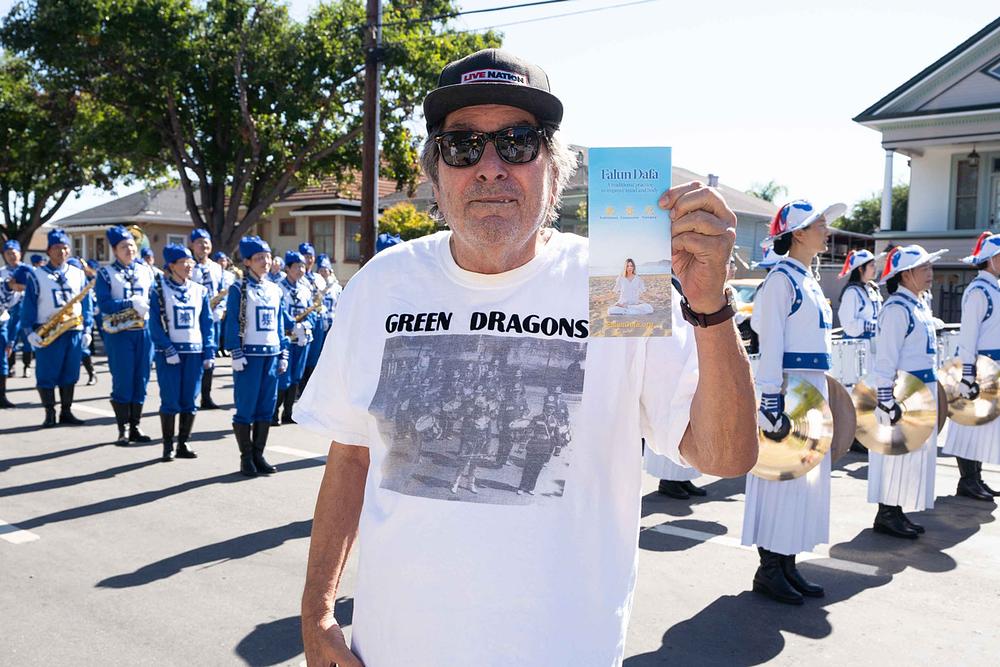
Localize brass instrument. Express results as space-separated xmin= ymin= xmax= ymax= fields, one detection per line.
xmin=751 ymin=374 xmax=834 ymax=481
xmin=210 ymin=290 xmax=228 ymax=311
xmin=102 ymin=307 xmax=146 ymax=334
xmin=286 ymin=301 xmax=323 ymax=342
xmin=938 ymin=356 xmax=1000 ymax=426
xmin=852 ymin=372 xmax=936 ymax=455
xmin=826 ymin=374 xmax=858 ymax=464
xmin=36 ymin=278 xmax=96 ymax=347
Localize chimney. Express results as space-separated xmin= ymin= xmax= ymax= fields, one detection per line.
xmin=707 ymin=173 xmax=719 ymax=188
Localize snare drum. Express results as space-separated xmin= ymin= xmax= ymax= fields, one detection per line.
xmin=831 ymin=339 xmax=869 ymax=388
xmin=936 ymin=330 xmax=961 ymax=368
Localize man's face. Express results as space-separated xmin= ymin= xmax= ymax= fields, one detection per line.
xmin=48 ymin=244 xmax=69 ymax=266
xmin=3 ymin=249 xmax=20 ymax=266
xmin=247 ymin=252 xmax=271 ymax=278
xmin=433 ymin=104 xmax=552 ymax=249
xmin=286 ymin=262 xmax=304 ymax=282
xmin=172 ymin=258 xmax=195 ymax=281
xmin=192 ymin=238 xmax=212 ymax=259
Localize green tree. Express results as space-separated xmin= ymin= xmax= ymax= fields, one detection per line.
xmin=574 ymin=199 xmax=588 ymax=236
xmin=746 ymin=180 xmax=787 ymax=203
xmin=378 ymin=202 xmax=436 ymax=240
xmin=0 ymin=56 xmax=157 ymax=246
xmin=2 ymin=0 xmax=500 ymax=253
xmin=833 ymin=184 xmax=909 ymax=235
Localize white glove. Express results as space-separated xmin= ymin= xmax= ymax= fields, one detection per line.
xmin=28 ymin=332 xmax=43 ymax=349
xmin=757 ymin=393 xmax=789 ymax=439
xmin=875 ymin=387 xmax=902 ymax=426
xmin=165 ymin=353 xmax=181 ymax=365
xmin=82 ymin=332 xmax=93 ymax=349
xmin=211 ymin=308 xmax=223 ymax=323
xmin=231 ymin=356 xmax=247 ymax=372
xmin=278 ymin=358 xmax=288 ymax=374
xmin=203 ymin=358 xmax=215 ymax=370
xmin=293 ymin=322 xmax=309 ymax=346
xmin=130 ymin=295 xmax=149 ymax=317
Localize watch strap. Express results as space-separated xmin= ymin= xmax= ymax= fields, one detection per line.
xmin=680 ymin=296 xmax=735 ymax=328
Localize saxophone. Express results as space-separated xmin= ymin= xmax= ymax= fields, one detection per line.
xmin=36 ymin=278 xmax=96 ymax=347
xmin=102 ymin=306 xmax=146 ymax=334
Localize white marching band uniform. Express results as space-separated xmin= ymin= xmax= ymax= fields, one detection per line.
xmin=942 ymin=271 xmax=1000 ymax=464
xmin=643 ymin=448 xmax=699 ymax=482
xmin=743 ymin=256 xmax=833 ymax=555
xmin=869 ymin=287 xmax=938 ymax=511
xmin=838 ymin=280 xmax=882 ymax=359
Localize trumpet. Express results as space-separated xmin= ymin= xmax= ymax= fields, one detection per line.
xmin=35 ymin=278 xmax=96 ymax=347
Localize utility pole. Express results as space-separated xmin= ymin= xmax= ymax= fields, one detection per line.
xmin=359 ymin=0 xmax=383 ymax=265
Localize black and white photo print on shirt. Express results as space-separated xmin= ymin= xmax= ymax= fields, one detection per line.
xmin=369 ymin=334 xmax=586 ymax=505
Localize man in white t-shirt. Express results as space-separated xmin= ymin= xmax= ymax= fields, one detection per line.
xmin=298 ymin=49 xmax=758 ymax=667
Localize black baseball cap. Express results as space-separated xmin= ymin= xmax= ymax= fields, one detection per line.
xmin=422 ymin=49 xmax=563 ymax=131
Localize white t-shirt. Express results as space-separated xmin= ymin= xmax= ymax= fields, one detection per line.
xmin=614 ymin=274 xmax=647 ymax=305
xmin=297 ymin=230 xmax=698 ymax=667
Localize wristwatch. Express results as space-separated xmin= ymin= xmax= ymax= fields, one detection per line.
xmin=680 ymin=286 xmax=736 ymax=328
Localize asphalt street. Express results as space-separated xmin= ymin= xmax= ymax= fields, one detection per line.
xmin=2 ymin=355 xmax=998 ymax=665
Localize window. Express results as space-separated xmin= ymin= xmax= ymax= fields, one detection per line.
xmin=95 ymin=237 xmax=108 ymax=262
xmin=955 ymin=159 xmax=979 ymax=229
xmin=72 ymin=236 xmax=84 ymax=259
xmin=167 ymin=234 xmax=186 ymax=247
xmin=279 ymin=219 xmax=296 ymax=236
xmin=345 ymin=220 xmax=362 ymax=261
xmin=310 ymin=218 xmax=335 ymax=258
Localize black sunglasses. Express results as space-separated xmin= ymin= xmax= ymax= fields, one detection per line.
xmin=435 ymin=126 xmax=546 ymax=167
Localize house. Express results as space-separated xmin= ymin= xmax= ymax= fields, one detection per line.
xmin=854 ymin=15 xmax=1000 ymax=320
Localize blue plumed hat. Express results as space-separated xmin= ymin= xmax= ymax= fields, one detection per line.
xmin=12 ymin=264 xmax=32 ymax=284
xmin=30 ymin=254 xmax=44 ymax=265
xmin=211 ymin=251 xmax=226 ymax=262
xmin=163 ymin=244 xmax=193 ymax=265
xmin=2 ymin=239 xmax=20 ymax=252
xmin=106 ymin=225 xmax=131 ymax=248
xmin=316 ymin=253 xmax=332 ymax=269
xmin=86 ymin=259 xmax=101 ymax=270
xmin=284 ymin=250 xmax=304 ymax=267
xmin=239 ymin=236 xmax=270 ymax=260
xmin=190 ymin=228 xmax=211 ymax=243
xmin=298 ymin=242 xmax=315 ymax=256
xmin=47 ymin=229 xmax=70 ymax=249
xmin=140 ymin=247 xmax=154 ymax=259
xmin=66 ymin=257 xmax=84 ymax=269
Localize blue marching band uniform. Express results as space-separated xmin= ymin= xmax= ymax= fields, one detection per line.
xmin=0 ymin=239 xmax=25 ymax=407
xmin=95 ymin=226 xmax=156 ymax=445
xmin=225 ymin=236 xmax=290 ymax=477
xmin=298 ymin=243 xmax=328 ymax=394
xmin=190 ymin=228 xmax=226 ymax=410
xmin=274 ymin=249 xmax=316 ymax=424
xmin=150 ymin=244 xmax=216 ymax=461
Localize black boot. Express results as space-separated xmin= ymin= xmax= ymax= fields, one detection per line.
xmin=900 ymin=511 xmax=925 ymax=534
xmin=39 ymin=388 xmax=57 ymax=428
xmin=281 ymin=384 xmax=297 ymax=424
xmin=6 ymin=350 xmax=14 ymax=377
xmin=175 ymin=413 xmax=198 ymax=459
xmin=680 ymin=480 xmax=707 ymax=497
xmin=251 ymin=421 xmax=277 ymax=474
xmin=272 ymin=388 xmax=284 ymax=426
xmin=849 ymin=439 xmax=868 ymax=454
xmin=299 ymin=366 xmax=315 ymax=397
xmin=957 ymin=458 xmax=993 ymax=501
xmin=200 ymin=367 xmax=219 ymax=409
xmin=873 ymin=503 xmax=918 ymax=538
xmin=234 ymin=422 xmax=256 ymax=477
xmin=780 ymin=554 xmax=824 ymax=597
xmin=82 ymin=355 xmax=96 ymax=385
xmin=111 ymin=401 xmax=130 ymax=445
xmin=657 ymin=480 xmax=690 ymax=499
xmin=0 ymin=376 xmax=15 ymax=408
xmin=752 ymin=548 xmax=804 ymax=605
xmin=128 ymin=403 xmax=152 ymax=443
xmin=975 ymin=461 xmax=999 ymax=497
xmin=22 ymin=349 xmax=32 ymax=377
xmin=58 ymin=385 xmax=85 ymax=425
xmin=160 ymin=413 xmax=176 ymax=461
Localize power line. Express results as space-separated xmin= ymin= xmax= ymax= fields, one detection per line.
xmin=379 ymin=0 xmax=577 ymax=29
xmin=455 ymin=0 xmax=660 ymax=32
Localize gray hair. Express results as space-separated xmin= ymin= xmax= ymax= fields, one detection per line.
xmin=420 ymin=122 xmax=578 ymax=225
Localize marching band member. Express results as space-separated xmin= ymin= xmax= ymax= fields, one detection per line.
xmin=1 ymin=239 xmax=25 ymax=406
xmin=141 ymin=246 xmax=162 ymax=275
xmin=149 ymin=244 xmax=216 ymax=462
xmin=646 ymin=447 xmax=706 ymax=499
xmin=837 ymin=249 xmax=883 ymax=350
xmin=869 ymin=245 xmax=947 ymax=537
xmin=301 ymin=251 xmax=339 ymax=393
xmin=274 ymin=250 xmax=315 ymax=424
xmin=224 ymin=236 xmax=290 ymax=477
xmin=744 ymin=200 xmax=842 ymax=605
xmin=211 ymin=251 xmax=236 ymax=356
xmin=69 ymin=258 xmax=98 ymax=386
xmin=266 ymin=255 xmax=285 ymax=283
xmin=95 ymin=226 xmax=156 ymax=446
xmin=942 ymin=233 xmax=1000 ymax=501
xmin=18 ymin=229 xmax=94 ymax=428
xmin=190 ymin=229 xmax=224 ymax=409
xmin=30 ymin=253 xmax=44 ymax=267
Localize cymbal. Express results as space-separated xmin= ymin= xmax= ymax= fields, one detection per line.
xmin=852 ymin=372 xmax=936 ymax=455
xmin=938 ymin=356 xmax=1000 ymax=426
xmin=752 ymin=375 xmax=833 ymax=481
xmin=826 ymin=375 xmax=857 ymax=464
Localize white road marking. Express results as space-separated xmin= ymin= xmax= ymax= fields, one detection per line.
xmin=644 ymin=523 xmax=883 ymax=576
xmin=0 ymin=518 xmax=40 ymax=544
xmin=74 ymin=404 xmax=115 ymax=417
xmin=268 ymin=445 xmax=327 ymax=462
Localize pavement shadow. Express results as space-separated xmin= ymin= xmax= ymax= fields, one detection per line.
xmin=0 ymin=417 xmax=117 ymax=436
xmin=0 ymin=458 xmax=161 ymax=498
xmin=233 ymin=598 xmax=353 ymax=666
xmin=97 ymin=519 xmax=313 ymax=589
xmin=829 ymin=496 xmax=996 ymax=575
xmin=0 ymin=442 xmax=106 ymax=472
xmin=640 ymin=476 xmax=746 ymax=520
xmin=626 ymin=561 xmax=891 ymax=666
xmin=639 ymin=519 xmax=728 ymax=553
xmin=13 ymin=457 xmax=325 ymax=531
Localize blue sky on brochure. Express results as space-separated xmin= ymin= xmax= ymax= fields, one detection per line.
xmin=2 ymin=0 xmax=994 ymax=221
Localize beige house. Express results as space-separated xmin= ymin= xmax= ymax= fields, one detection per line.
xmin=855 ymin=15 xmax=1000 ymax=320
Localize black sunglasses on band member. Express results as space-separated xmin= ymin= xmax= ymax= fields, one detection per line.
xmin=435 ymin=126 xmax=547 ymax=167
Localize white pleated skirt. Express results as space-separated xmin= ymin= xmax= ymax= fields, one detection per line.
xmin=644 ymin=448 xmax=699 ymax=481
xmin=866 ymin=381 xmax=938 ymax=512
xmin=741 ymin=371 xmax=831 ymax=556
xmin=941 ymin=417 xmax=1000 ymax=465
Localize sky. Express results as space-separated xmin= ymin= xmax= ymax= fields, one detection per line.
xmin=2 ymin=0 xmax=996 ymax=222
